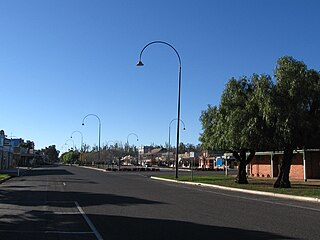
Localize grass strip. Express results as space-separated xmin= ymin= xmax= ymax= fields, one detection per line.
xmin=158 ymin=174 xmax=320 ymax=198
xmin=0 ymin=174 xmax=9 ymax=181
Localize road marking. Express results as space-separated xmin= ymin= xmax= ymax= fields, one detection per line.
xmin=63 ymin=182 xmax=66 ymax=186
xmin=75 ymin=201 xmax=103 ymax=240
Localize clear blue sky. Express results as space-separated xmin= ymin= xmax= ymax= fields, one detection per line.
xmin=1 ymin=0 xmax=319 ymax=152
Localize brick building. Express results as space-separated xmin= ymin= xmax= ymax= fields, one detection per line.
xmin=250 ymin=149 xmax=320 ymax=180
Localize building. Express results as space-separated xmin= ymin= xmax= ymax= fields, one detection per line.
xmin=198 ymin=150 xmax=226 ymax=170
xmin=0 ymin=130 xmax=13 ymax=169
xmin=0 ymin=130 xmax=35 ymax=170
xmin=138 ymin=145 xmax=154 ymax=155
xmin=143 ymin=147 xmax=167 ymax=166
xmin=250 ymin=149 xmax=320 ymax=180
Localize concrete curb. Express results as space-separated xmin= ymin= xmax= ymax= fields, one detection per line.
xmin=0 ymin=176 xmax=12 ymax=184
xmin=150 ymin=176 xmax=320 ymax=204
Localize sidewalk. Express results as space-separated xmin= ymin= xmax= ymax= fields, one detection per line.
xmin=0 ymin=167 xmax=30 ymax=177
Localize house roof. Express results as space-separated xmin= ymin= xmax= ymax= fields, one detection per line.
xmin=145 ymin=147 xmax=167 ymax=156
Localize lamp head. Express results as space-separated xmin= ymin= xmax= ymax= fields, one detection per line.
xmin=70 ymin=136 xmax=73 ymax=138
xmin=82 ymin=123 xmax=84 ymax=126
xmin=136 ymin=60 xmax=144 ymax=67
xmin=183 ymin=127 xmax=186 ymax=130
xmin=137 ymin=139 xmax=139 ymax=141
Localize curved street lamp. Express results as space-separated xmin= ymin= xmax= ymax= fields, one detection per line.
xmin=137 ymin=40 xmax=182 ymax=178
xmin=71 ymin=130 xmax=84 ymax=163
xmin=82 ymin=114 xmax=101 ymax=163
xmin=64 ymin=143 xmax=69 ymax=150
xmin=65 ymin=139 xmax=75 ymax=150
xmin=126 ymin=133 xmax=139 ymax=145
xmin=127 ymin=133 xmax=139 ymax=166
xmin=168 ymin=118 xmax=186 ymax=167
xmin=106 ymin=140 xmax=118 ymax=147
xmin=70 ymin=130 xmax=83 ymax=151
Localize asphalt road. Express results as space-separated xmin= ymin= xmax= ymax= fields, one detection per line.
xmin=0 ymin=165 xmax=319 ymax=240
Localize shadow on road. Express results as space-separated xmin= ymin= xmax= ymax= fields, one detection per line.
xmin=0 ymin=209 xmax=295 ymax=240
xmin=92 ymin=214 xmax=295 ymax=240
xmin=0 ymin=189 xmax=164 ymax=208
xmin=23 ymin=168 xmax=74 ymax=176
xmin=0 ymin=208 xmax=95 ymax=240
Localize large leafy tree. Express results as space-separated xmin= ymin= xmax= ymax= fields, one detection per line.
xmin=200 ymin=56 xmax=320 ymax=188
xmin=271 ymin=56 xmax=320 ymax=188
xmin=61 ymin=150 xmax=80 ymax=164
xmin=200 ymin=74 xmax=273 ymax=184
xmin=43 ymin=145 xmax=59 ymax=163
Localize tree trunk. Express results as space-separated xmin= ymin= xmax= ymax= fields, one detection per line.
xmin=233 ymin=150 xmax=255 ymax=184
xmin=237 ymin=159 xmax=248 ymax=184
xmin=273 ymin=146 xmax=293 ymax=188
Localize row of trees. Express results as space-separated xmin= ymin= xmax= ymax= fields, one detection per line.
xmin=200 ymin=56 xmax=320 ymax=188
xmin=60 ymin=142 xmax=201 ymax=165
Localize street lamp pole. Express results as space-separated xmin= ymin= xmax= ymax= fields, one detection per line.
xmin=82 ymin=114 xmax=101 ymax=164
xmin=64 ymin=143 xmax=70 ymax=150
xmin=70 ymin=130 xmax=83 ymax=151
xmin=126 ymin=133 xmax=139 ymax=165
xmin=71 ymin=130 xmax=84 ymax=163
xmin=126 ymin=133 xmax=139 ymax=146
xmin=106 ymin=140 xmax=117 ymax=147
xmin=137 ymin=41 xmax=182 ymax=179
xmin=65 ymin=139 xmax=75 ymax=150
xmin=168 ymin=118 xmax=186 ymax=168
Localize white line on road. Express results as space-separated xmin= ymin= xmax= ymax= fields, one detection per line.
xmin=63 ymin=182 xmax=66 ymax=186
xmin=75 ymin=201 xmax=103 ymax=240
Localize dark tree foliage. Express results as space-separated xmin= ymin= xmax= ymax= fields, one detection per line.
xmin=43 ymin=145 xmax=59 ymax=163
xmin=271 ymin=56 xmax=320 ymax=188
xmin=200 ymin=56 xmax=320 ymax=188
xmin=200 ymin=75 xmax=273 ymax=184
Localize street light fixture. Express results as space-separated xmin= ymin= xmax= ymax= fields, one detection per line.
xmin=168 ymin=118 xmax=186 ymax=168
xmin=127 ymin=133 xmax=139 ymax=145
xmin=71 ymin=130 xmax=84 ymax=163
xmin=70 ymin=130 xmax=83 ymax=151
xmin=137 ymin=40 xmax=182 ymax=179
xmin=127 ymin=133 xmax=139 ymax=166
xmin=64 ymin=143 xmax=70 ymax=151
xmin=82 ymin=114 xmax=101 ymax=164
xmin=106 ymin=140 xmax=117 ymax=147
xmin=65 ymin=139 xmax=75 ymax=150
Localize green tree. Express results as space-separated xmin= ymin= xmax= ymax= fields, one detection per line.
xmin=43 ymin=145 xmax=59 ymax=163
xmin=61 ymin=150 xmax=80 ymax=164
xmin=200 ymin=75 xmax=273 ymax=184
xmin=271 ymin=56 xmax=320 ymax=188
